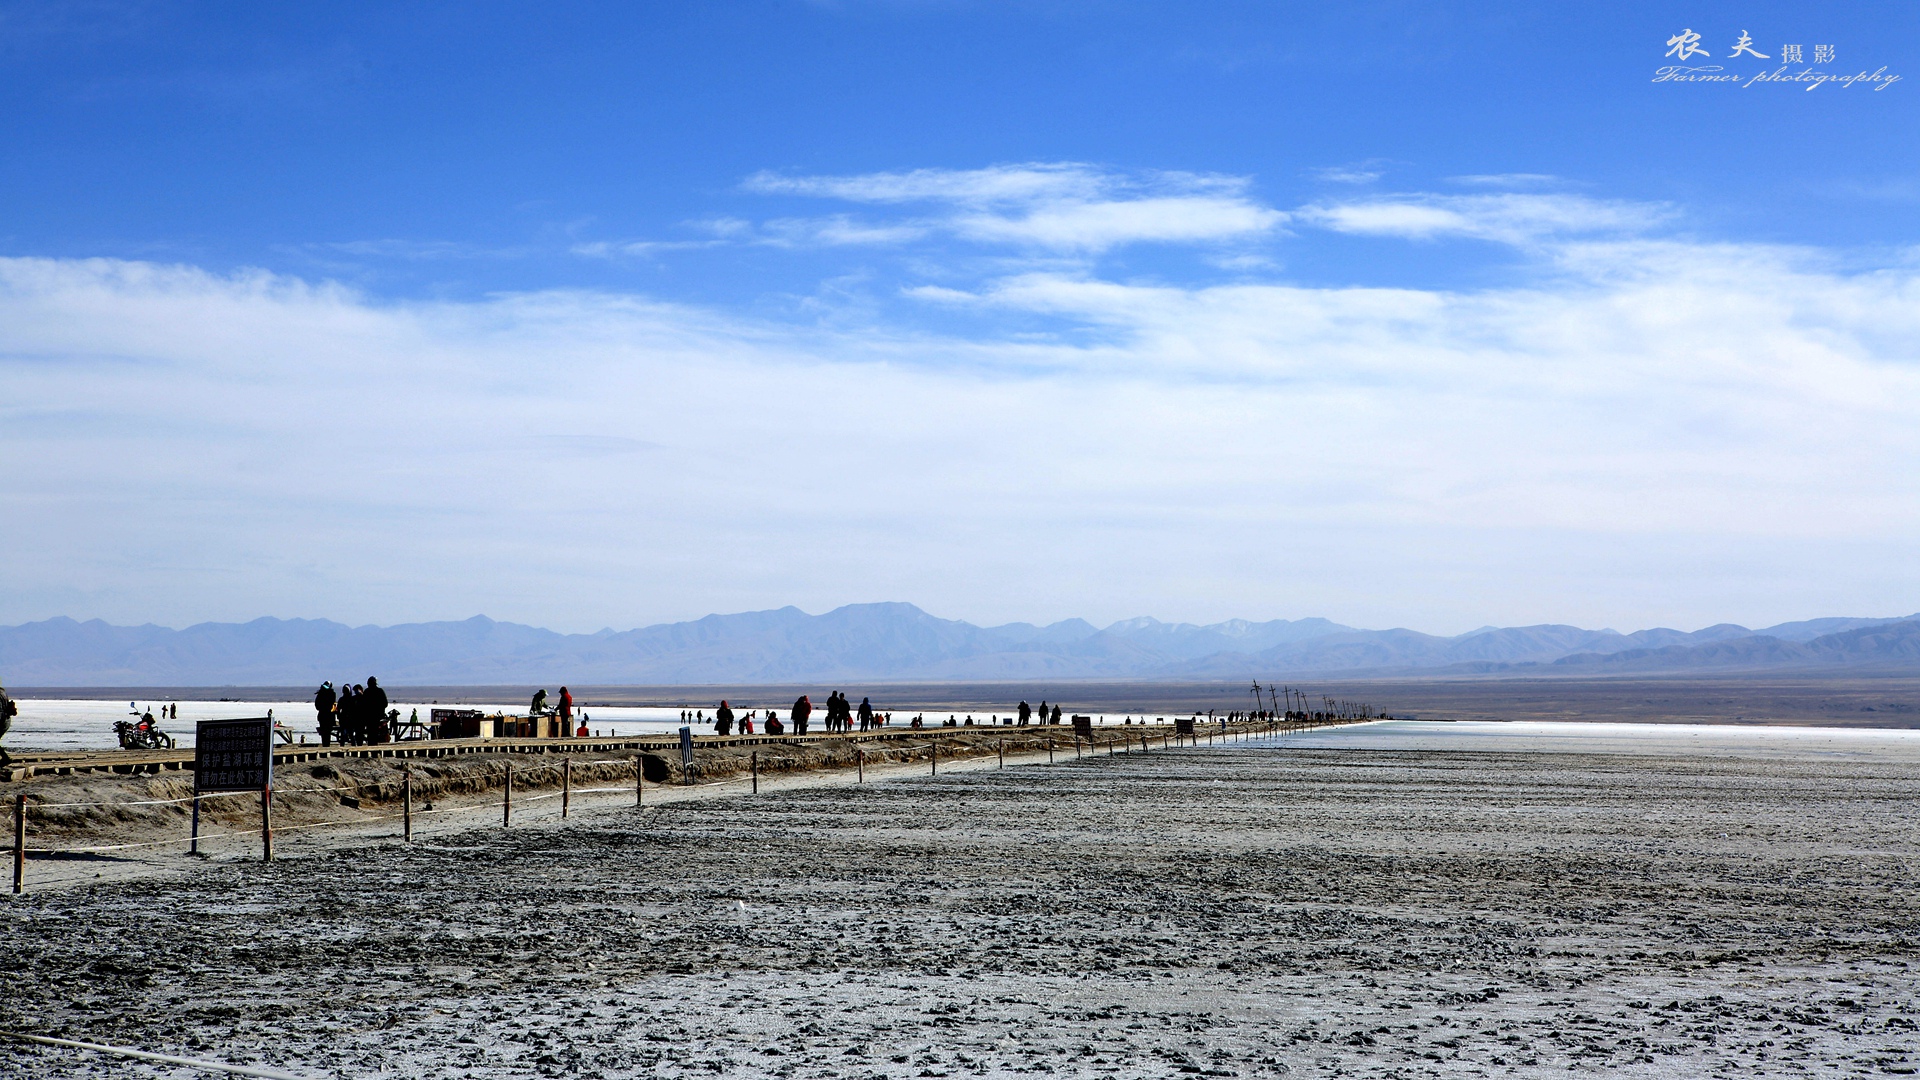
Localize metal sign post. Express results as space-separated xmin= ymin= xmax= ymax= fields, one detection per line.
xmin=194 ymin=718 xmax=275 ymax=861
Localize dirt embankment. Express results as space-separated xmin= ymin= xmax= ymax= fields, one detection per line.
xmin=1 ymin=724 xmax=1222 ymax=853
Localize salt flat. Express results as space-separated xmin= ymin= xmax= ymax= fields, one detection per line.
xmin=1272 ymin=718 xmax=1920 ymax=760
xmin=2 ymin=723 xmax=1916 ymax=1079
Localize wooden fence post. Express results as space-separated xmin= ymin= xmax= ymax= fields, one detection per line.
xmin=857 ymin=748 xmax=864 ymax=783
xmin=751 ymin=751 xmax=758 ymax=794
xmin=12 ymin=793 xmax=24 ymax=895
xmin=260 ymin=786 xmax=273 ymax=862
xmin=403 ymin=769 xmax=413 ymax=842
xmin=503 ymin=762 xmax=513 ymax=827
xmin=998 ymin=741 xmax=1004 ymax=769
xmin=189 ymin=795 xmax=201 ymax=856
xmin=636 ymin=757 xmax=644 ymax=806
xmin=563 ymin=758 xmax=572 ymax=818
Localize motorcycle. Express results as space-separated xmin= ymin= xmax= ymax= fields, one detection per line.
xmin=115 ymin=705 xmax=176 ymax=751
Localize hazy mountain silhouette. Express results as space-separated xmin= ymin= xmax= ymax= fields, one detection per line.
xmin=1 ymin=605 xmax=1916 ymax=685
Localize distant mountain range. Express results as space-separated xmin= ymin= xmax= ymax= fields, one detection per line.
xmin=2 ymin=604 xmax=1917 ymax=685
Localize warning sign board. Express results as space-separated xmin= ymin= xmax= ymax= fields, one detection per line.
xmin=194 ymin=718 xmax=274 ymax=793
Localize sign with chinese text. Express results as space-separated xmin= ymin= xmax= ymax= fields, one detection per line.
xmin=194 ymin=718 xmax=274 ymax=793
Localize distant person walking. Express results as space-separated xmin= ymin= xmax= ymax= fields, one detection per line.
xmin=858 ymin=696 xmax=874 ymax=732
xmin=715 ymin=700 xmax=734 ymax=736
xmin=793 ymin=694 xmax=812 ymax=735
xmin=314 ymin=681 xmax=337 ymax=746
xmin=1018 ymin=701 xmax=1031 ymax=726
xmin=559 ymin=686 xmax=573 ymax=728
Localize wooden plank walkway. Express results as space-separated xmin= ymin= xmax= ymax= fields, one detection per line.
xmin=2 ymin=722 xmax=1188 ymax=783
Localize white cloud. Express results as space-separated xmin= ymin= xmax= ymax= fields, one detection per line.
xmin=1298 ymin=192 xmax=1674 ymax=245
xmin=745 ymin=163 xmax=1114 ymax=204
xmin=1447 ymin=173 xmax=1563 ymax=189
xmin=3 ymin=237 xmax=1918 ymax=632
xmin=1310 ymin=165 xmax=1383 ymax=184
xmin=743 ymin=163 xmax=1284 ymax=252
xmin=762 ymin=215 xmax=930 ymax=246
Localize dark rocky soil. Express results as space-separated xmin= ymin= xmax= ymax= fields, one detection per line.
xmin=3 ymin=735 xmax=1917 ymax=1078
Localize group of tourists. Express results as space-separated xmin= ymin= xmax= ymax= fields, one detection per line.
xmin=712 ymin=701 xmax=784 ymax=736
xmin=821 ymin=691 xmax=881 ymax=733
xmin=693 ymin=692 xmax=1078 ymax=737
xmin=1016 ymin=700 xmax=1062 ymax=725
xmin=530 ymin=687 xmax=589 ymax=735
xmin=313 ymin=676 xmax=392 ymax=746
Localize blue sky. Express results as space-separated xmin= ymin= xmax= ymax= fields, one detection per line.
xmin=2 ymin=1 xmax=1918 ymax=634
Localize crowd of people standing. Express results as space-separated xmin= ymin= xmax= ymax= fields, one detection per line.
xmin=698 ymin=692 xmax=1067 ymax=736
xmin=313 ymin=676 xmax=393 ymax=746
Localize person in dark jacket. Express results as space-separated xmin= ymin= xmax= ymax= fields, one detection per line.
xmin=715 ymin=700 xmax=734 ymax=736
xmin=338 ymin=683 xmax=360 ymax=744
xmin=858 ymin=696 xmax=874 ymax=731
xmin=0 ymin=683 xmax=16 ymax=767
xmin=1051 ymin=703 xmax=1062 ymax=724
xmin=315 ymin=682 xmax=337 ymax=746
xmin=793 ymin=694 xmax=812 ymax=735
xmin=1018 ymin=701 xmax=1031 ymax=726
xmin=363 ymin=677 xmax=389 ymax=727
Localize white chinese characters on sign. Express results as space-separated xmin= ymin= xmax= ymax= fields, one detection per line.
xmin=1814 ymin=44 xmax=1835 ymax=63
xmin=1729 ymin=32 xmax=1768 ymax=60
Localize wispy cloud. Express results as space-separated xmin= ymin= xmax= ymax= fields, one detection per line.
xmin=1310 ymin=165 xmax=1383 ymax=185
xmin=1296 ymin=193 xmax=1674 ymax=245
xmin=740 ymin=163 xmax=1285 ymax=253
xmin=1447 ymin=173 xmax=1564 ymax=189
xmin=744 ymin=163 xmax=1112 ymax=204
xmin=311 ymin=239 xmax=532 ymax=260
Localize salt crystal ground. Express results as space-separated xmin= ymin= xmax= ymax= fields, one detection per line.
xmin=3 ymin=723 xmax=1917 ymax=1078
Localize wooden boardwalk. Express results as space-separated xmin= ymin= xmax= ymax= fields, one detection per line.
xmin=1 ymin=722 xmax=1204 ymax=783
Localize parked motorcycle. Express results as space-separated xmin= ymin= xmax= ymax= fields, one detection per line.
xmin=115 ymin=704 xmax=176 ymax=751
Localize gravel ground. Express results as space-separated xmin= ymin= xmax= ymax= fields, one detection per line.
xmin=2 ymin=728 xmax=1918 ymax=1079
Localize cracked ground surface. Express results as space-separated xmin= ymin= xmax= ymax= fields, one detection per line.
xmin=3 ymin=727 xmax=1918 ymax=1078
